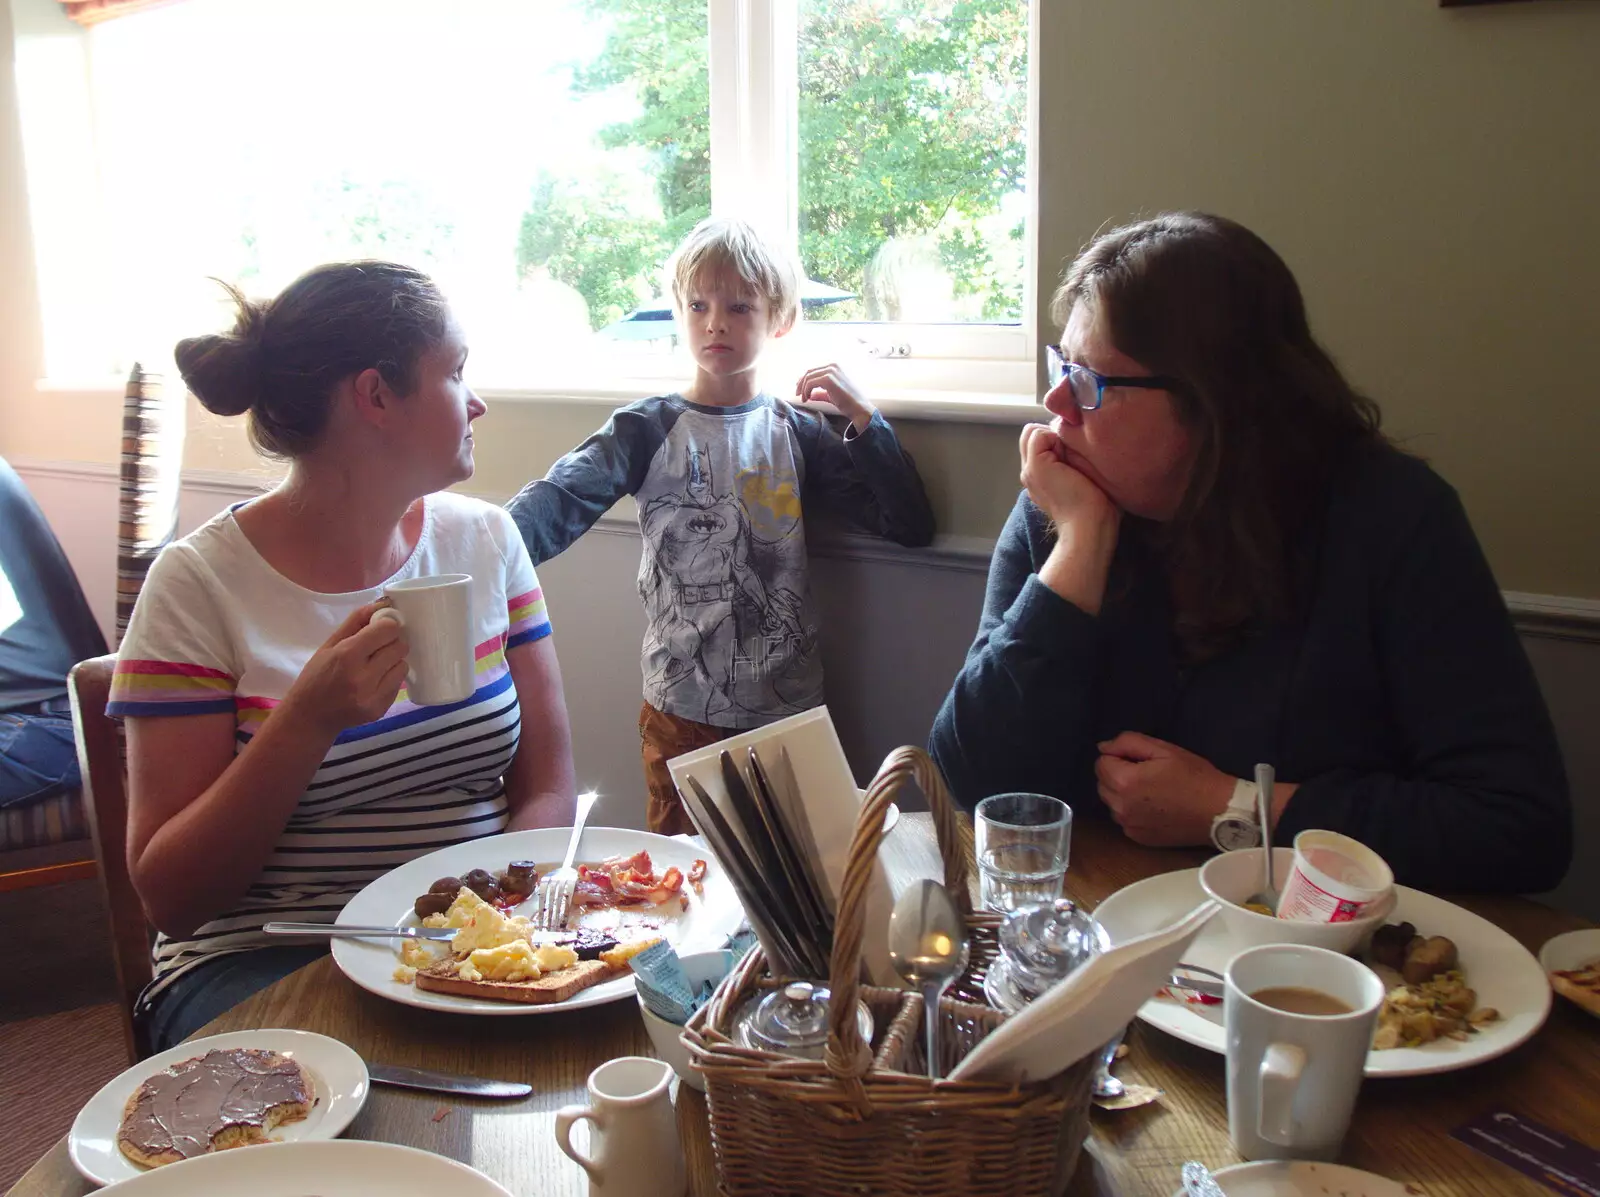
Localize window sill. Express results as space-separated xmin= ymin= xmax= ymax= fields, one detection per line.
xmin=37 ymin=376 xmax=1046 ymax=426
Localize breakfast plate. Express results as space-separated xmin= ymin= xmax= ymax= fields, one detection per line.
xmin=333 ymin=826 xmax=744 ymax=1015
xmin=1095 ymin=868 xmax=1550 ymax=1077
xmin=1169 ymin=1160 xmax=1411 ymax=1197
xmin=100 ymin=1139 xmax=513 ymax=1196
xmin=1539 ymin=928 xmax=1600 ymax=1018
xmin=69 ymin=1029 xmax=368 ymax=1186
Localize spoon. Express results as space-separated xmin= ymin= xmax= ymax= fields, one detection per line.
xmin=887 ymin=879 xmax=969 ymax=1079
xmin=1180 ymin=1160 xmax=1227 ymax=1197
xmin=1245 ymin=762 xmax=1278 ymax=913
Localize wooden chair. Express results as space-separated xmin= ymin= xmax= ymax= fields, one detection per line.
xmin=68 ymin=654 xmax=153 ymax=1062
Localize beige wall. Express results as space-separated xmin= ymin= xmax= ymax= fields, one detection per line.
xmin=3 ymin=0 xmax=1598 ymax=593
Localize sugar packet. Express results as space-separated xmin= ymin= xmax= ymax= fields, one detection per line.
xmin=632 ymin=938 xmax=741 ymax=1026
xmin=629 ymin=940 xmax=695 ymax=1023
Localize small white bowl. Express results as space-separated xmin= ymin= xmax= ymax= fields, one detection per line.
xmin=1539 ymin=928 xmax=1600 ymax=1019
xmin=635 ymin=949 xmax=735 ymax=1092
xmin=1200 ymin=848 xmax=1395 ymax=955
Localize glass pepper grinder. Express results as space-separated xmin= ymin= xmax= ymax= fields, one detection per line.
xmin=984 ymin=897 xmax=1110 ymax=1015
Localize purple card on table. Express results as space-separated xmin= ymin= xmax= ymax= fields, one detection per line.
xmin=1453 ymin=1110 xmax=1600 ymax=1196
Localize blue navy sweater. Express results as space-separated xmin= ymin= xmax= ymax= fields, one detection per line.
xmin=928 ymin=445 xmax=1570 ymax=894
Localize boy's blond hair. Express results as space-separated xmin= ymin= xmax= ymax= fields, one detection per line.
xmin=667 ymin=217 xmax=800 ymax=333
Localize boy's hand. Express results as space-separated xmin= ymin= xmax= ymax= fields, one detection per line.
xmin=796 ymin=363 xmax=875 ymax=433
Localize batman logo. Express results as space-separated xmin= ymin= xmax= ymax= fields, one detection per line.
xmin=687 ymin=513 xmax=726 ymax=535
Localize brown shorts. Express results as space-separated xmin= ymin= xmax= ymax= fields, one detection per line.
xmin=639 ymin=702 xmax=731 ymax=836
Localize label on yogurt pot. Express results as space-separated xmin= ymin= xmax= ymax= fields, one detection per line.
xmin=1276 ymin=830 xmax=1393 ymax=924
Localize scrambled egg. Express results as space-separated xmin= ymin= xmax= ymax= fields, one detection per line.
xmin=405 ymin=888 xmax=580 ymax=984
xmin=458 ymin=940 xmax=580 ymax=983
xmin=399 ymin=938 xmax=444 ymax=968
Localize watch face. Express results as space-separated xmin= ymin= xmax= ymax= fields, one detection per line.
xmin=1211 ymin=817 xmax=1261 ymax=853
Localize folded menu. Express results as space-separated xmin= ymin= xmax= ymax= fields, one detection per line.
xmin=667 ymin=707 xmax=898 ymax=986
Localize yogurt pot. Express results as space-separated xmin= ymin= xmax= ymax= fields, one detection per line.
xmin=1276 ymin=830 xmax=1394 ymax=924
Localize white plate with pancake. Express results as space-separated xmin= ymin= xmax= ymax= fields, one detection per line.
xmin=69 ymin=1028 xmax=368 ymax=1186
xmin=1095 ymin=867 xmax=1550 ymax=1077
xmin=332 ymin=825 xmax=744 ymax=1015
xmin=98 ymin=1139 xmax=512 ymax=1196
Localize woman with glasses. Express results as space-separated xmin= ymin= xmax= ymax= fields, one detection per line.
xmin=928 ymin=212 xmax=1569 ymax=893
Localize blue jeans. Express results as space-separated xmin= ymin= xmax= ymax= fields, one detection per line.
xmin=0 ymin=707 xmax=81 ymax=809
xmin=141 ymin=945 xmax=330 ymax=1054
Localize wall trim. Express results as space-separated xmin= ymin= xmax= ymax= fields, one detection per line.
xmin=11 ymin=456 xmax=1597 ymax=637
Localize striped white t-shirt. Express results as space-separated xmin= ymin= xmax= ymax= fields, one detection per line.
xmin=108 ymin=492 xmax=551 ymax=1005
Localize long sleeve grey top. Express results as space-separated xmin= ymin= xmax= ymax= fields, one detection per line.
xmin=928 ymin=444 xmax=1570 ymax=894
xmin=507 ymin=393 xmax=933 ymax=728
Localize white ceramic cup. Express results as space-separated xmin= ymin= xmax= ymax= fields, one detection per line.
xmin=1224 ymin=943 xmax=1385 ymax=1162
xmin=369 ymin=574 xmax=474 ymax=707
xmin=555 ymin=1056 xmax=686 ymax=1197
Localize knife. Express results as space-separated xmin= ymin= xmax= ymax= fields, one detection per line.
xmin=367 ymin=1062 xmax=531 ymax=1099
xmin=262 ymin=922 xmax=570 ymax=944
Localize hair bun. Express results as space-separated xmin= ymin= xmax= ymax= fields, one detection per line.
xmin=174 ymin=285 xmax=269 ymax=418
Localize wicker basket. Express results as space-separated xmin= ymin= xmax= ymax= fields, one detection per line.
xmin=682 ymin=746 xmax=1097 ymax=1197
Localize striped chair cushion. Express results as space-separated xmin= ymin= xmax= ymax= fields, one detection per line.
xmin=116 ymin=363 xmax=184 ymax=646
xmin=0 ymin=787 xmax=89 ymax=852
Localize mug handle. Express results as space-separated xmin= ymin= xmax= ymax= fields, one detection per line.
xmin=1256 ymin=1042 xmax=1306 ymax=1145
xmin=554 ymin=1104 xmax=603 ymax=1183
xmin=370 ymin=606 xmax=405 ymax=629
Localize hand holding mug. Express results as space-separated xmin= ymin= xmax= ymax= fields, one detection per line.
xmin=279 ymin=603 xmax=409 ymax=738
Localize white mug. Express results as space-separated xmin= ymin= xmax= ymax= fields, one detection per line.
xmin=555 ymin=1056 xmax=686 ymax=1197
xmin=1224 ymin=943 xmax=1384 ymax=1162
xmin=369 ymin=573 xmax=474 ymax=707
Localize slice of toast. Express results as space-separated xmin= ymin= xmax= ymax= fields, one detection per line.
xmin=415 ymin=956 xmax=617 ymax=1004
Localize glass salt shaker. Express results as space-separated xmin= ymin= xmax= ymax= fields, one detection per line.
xmin=733 ymin=980 xmax=875 ymax=1061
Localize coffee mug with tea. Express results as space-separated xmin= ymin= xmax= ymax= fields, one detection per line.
xmin=1224 ymin=943 xmax=1385 ymax=1161
xmin=555 ymin=1056 xmax=686 ymax=1197
xmin=369 ymin=573 xmax=474 ymax=707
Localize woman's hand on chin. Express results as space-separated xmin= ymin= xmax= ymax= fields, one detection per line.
xmin=1094 ymin=732 xmax=1236 ymax=847
xmin=1019 ymin=423 xmax=1117 ymax=530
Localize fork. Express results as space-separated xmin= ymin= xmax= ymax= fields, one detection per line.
xmin=533 ymin=790 xmax=599 ymax=930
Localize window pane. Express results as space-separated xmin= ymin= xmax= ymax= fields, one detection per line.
xmin=74 ymin=0 xmax=708 ymax=382
xmin=796 ymin=0 xmax=1029 ymax=326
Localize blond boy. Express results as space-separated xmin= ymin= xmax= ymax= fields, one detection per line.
xmin=507 ymin=217 xmax=933 ymax=833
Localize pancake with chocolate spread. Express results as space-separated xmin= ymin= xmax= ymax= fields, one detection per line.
xmin=117 ymin=1048 xmax=313 ymax=1168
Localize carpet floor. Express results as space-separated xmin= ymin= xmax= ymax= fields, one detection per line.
xmin=0 ymin=877 xmax=127 ymax=1192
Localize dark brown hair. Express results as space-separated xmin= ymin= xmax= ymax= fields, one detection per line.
xmin=1053 ymin=212 xmax=1384 ymax=659
xmin=174 ymin=261 xmax=451 ymax=460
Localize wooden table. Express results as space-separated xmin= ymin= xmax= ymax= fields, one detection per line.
xmin=10 ymin=816 xmax=1598 ymax=1196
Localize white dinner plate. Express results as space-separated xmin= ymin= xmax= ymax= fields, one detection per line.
xmin=1539 ymin=928 xmax=1600 ymax=1019
xmin=333 ymin=826 xmax=744 ymax=1015
xmin=1095 ymin=868 xmax=1551 ymax=1077
xmin=69 ymin=1029 xmax=369 ymax=1186
xmin=1169 ymin=1160 xmax=1411 ymax=1197
xmin=101 ymin=1139 xmax=512 ymax=1196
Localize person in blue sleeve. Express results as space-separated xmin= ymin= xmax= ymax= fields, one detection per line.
xmin=928 ymin=212 xmax=1569 ymax=894
xmin=508 ymin=217 xmax=934 ymax=834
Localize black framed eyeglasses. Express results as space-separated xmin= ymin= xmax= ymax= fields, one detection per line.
xmin=1045 ymin=344 xmax=1184 ymax=412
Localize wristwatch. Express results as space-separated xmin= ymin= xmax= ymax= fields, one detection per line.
xmin=1210 ymin=778 xmax=1262 ymax=852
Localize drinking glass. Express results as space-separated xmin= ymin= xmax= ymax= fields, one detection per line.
xmin=975 ymin=793 xmax=1071 ymax=913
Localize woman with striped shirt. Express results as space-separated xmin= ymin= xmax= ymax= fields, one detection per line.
xmin=109 ymin=262 xmax=577 ymax=1052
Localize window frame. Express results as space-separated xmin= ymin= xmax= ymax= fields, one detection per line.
xmin=19 ymin=0 xmax=1042 ymax=414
